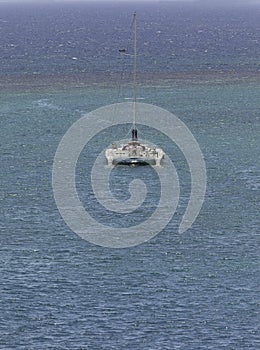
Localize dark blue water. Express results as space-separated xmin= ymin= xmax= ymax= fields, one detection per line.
xmin=0 ymin=2 xmax=259 ymax=349
xmin=0 ymin=1 xmax=259 ymax=83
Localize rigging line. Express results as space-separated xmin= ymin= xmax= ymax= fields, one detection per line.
xmin=112 ymin=13 xmax=136 ymax=144
xmin=116 ymin=14 xmax=135 ymax=105
xmin=109 ymin=14 xmax=134 ymax=144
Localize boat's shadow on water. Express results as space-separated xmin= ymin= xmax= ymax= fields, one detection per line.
xmin=106 ymin=162 xmax=164 ymax=168
xmin=117 ymin=162 xmax=150 ymax=167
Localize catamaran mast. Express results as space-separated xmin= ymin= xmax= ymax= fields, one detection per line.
xmin=132 ymin=11 xmax=138 ymax=141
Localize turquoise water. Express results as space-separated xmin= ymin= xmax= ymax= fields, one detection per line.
xmin=1 ymin=82 xmax=259 ymax=349
xmin=1 ymin=2 xmax=259 ymax=349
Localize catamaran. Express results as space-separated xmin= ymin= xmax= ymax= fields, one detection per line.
xmin=105 ymin=12 xmax=165 ymax=166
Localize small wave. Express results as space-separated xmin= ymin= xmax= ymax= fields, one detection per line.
xmin=237 ymin=166 xmax=260 ymax=191
xmin=32 ymin=99 xmax=62 ymax=110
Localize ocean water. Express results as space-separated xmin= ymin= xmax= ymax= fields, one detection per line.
xmin=0 ymin=2 xmax=259 ymax=349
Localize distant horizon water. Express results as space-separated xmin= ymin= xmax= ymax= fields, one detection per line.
xmin=0 ymin=0 xmax=259 ymax=92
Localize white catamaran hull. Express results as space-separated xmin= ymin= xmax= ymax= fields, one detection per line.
xmin=105 ymin=143 xmax=164 ymax=167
